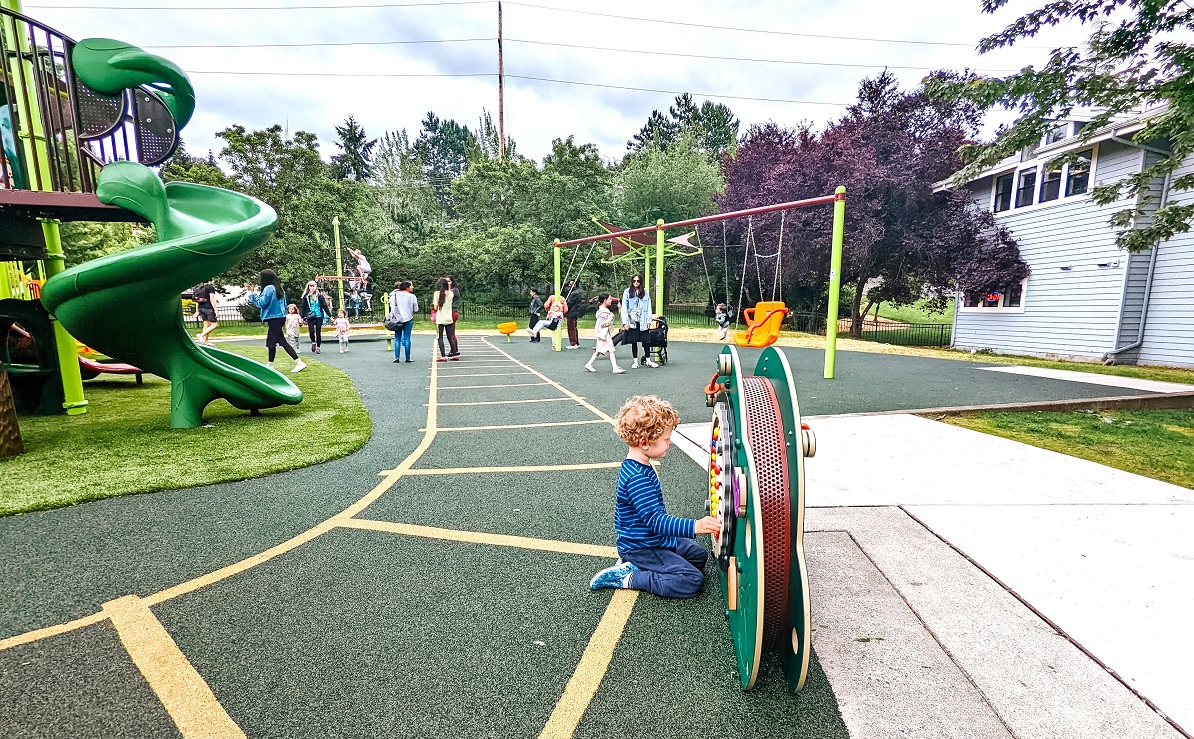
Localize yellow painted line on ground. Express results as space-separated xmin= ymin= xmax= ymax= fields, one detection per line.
xmin=437 ymin=371 xmax=536 ymax=378
xmin=437 ymin=382 xmax=551 ymax=391
xmin=436 ymin=397 xmax=576 ymax=406
xmin=141 ymin=357 xmax=442 ymax=608
xmin=537 ymin=590 xmax=638 ymax=739
xmin=485 ymin=340 xmax=615 ymax=424
xmin=338 ymin=519 xmax=618 ymax=558
xmin=438 ymin=364 xmax=520 ymax=369
xmin=398 ymin=462 xmax=622 ymax=476
xmin=0 ymin=611 xmax=108 ymax=651
xmin=435 ymin=419 xmax=607 ymax=432
xmin=103 ymin=596 xmax=246 ymax=739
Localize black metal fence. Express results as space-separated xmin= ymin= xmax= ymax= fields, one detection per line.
xmin=186 ymin=300 xmax=952 ymax=348
xmin=660 ymin=304 xmax=952 ymax=347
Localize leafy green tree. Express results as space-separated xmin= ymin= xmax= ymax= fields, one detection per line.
xmin=159 ymin=141 xmax=234 ymax=189
xmin=372 ymin=129 xmax=442 ymax=249
xmin=930 ymin=0 xmax=1194 ymax=251
xmin=472 ymin=108 xmax=519 ymax=162
xmin=331 ymin=116 xmax=377 ymax=181
xmin=536 ymin=136 xmax=612 ymax=239
xmin=627 ymin=94 xmax=739 ymax=159
xmin=413 ymin=112 xmax=477 ymax=215
xmin=616 ymin=140 xmax=723 ymax=225
xmin=60 ymin=222 xmax=153 ymax=268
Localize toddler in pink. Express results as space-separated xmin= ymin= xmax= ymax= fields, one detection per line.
xmin=335 ymin=310 xmax=351 ymax=353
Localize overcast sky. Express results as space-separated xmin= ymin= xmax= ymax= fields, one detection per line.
xmin=29 ymin=0 xmax=1093 ymax=165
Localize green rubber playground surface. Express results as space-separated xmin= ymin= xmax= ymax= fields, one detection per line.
xmin=2 ymin=333 xmax=1149 ymax=738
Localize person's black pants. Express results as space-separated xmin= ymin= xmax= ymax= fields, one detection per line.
xmin=528 ymin=313 xmax=540 ymax=342
xmin=625 ymin=327 xmax=645 ymax=358
xmin=306 ymin=316 xmax=323 ymax=346
xmin=437 ymin=323 xmax=459 ymax=357
xmin=567 ymin=316 xmax=580 ymax=346
xmin=266 ymin=317 xmax=297 ymax=361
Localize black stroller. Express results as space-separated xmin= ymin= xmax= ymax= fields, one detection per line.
xmin=641 ymin=316 xmax=669 ymax=366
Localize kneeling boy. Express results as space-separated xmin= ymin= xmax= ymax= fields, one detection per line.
xmin=590 ymin=395 xmax=721 ymax=598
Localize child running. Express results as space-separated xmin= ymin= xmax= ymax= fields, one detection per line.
xmin=334 ymin=309 xmax=351 ymax=353
xmin=584 ymin=293 xmax=625 ymax=374
xmin=590 ymin=396 xmax=721 ymax=597
xmin=715 ymin=302 xmax=731 ymax=340
xmin=284 ymin=303 xmax=302 ymax=350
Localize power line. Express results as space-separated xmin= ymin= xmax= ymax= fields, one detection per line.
xmin=184 ymin=68 xmax=851 ymax=105
xmin=28 ymin=1 xmax=486 ymax=8
xmin=145 ymin=37 xmax=495 ymax=50
xmin=29 ymin=0 xmax=1050 ymax=50
xmin=506 ymin=39 xmax=1017 ymax=74
xmin=505 ymin=2 xmax=1053 ymax=49
xmin=141 ymin=34 xmax=1015 ymax=74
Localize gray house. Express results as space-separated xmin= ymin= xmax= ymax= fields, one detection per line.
xmin=947 ymin=108 xmax=1193 ymax=369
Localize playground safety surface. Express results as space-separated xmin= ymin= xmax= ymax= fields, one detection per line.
xmin=1 ymin=336 xmax=1188 ymax=738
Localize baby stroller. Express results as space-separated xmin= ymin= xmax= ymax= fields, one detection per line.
xmin=641 ymin=316 xmax=669 ymax=366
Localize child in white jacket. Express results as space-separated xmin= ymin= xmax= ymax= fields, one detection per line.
xmin=585 ymin=294 xmax=625 ymax=374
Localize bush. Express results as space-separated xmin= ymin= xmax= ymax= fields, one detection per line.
xmin=239 ymin=301 xmax=261 ymax=322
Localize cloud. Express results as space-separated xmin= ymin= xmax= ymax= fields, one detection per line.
xmin=30 ymin=0 xmax=1092 ymax=162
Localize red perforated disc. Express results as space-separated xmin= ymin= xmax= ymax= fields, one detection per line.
xmin=741 ymin=376 xmax=791 ymax=650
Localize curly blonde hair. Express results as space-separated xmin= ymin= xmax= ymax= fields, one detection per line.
xmin=615 ymin=395 xmax=680 ymax=447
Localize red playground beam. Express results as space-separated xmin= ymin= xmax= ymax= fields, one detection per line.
xmin=553 ymin=193 xmax=842 ymax=248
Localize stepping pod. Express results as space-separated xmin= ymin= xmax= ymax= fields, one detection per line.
xmin=704 ymin=345 xmax=816 ymax=692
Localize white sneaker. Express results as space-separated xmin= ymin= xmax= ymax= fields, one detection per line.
xmin=585 ymin=364 xmax=596 ymax=372
xmin=267 ymin=361 xmax=274 ymax=368
xmin=645 ymin=359 xmax=659 ymax=368
xmin=339 ymin=348 xmax=345 ymax=354
xmin=613 ymin=367 xmax=626 ymax=374
xmin=631 ymin=359 xmax=639 ymax=369
xmin=291 ymin=359 xmax=307 ymax=373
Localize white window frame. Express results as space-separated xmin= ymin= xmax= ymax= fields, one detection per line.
xmin=958 ymin=278 xmax=1028 ymax=314
xmin=989 ymin=143 xmax=1100 ymax=214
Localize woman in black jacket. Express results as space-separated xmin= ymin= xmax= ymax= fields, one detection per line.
xmin=298 ymin=280 xmax=333 ymax=354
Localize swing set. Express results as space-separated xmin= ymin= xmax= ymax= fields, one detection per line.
xmin=552 ymin=186 xmax=847 ymax=379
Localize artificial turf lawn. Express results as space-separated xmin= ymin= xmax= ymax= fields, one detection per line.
xmin=945 ymin=408 xmax=1194 ymax=489
xmin=0 ymin=345 xmax=371 ymax=516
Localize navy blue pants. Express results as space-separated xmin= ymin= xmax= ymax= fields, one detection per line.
xmin=622 ymin=538 xmax=708 ymax=599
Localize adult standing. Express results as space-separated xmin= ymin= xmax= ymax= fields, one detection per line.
xmin=388 ymin=280 xmax=418 ymax=364
xmin=299 ymin=280 xmax=333 ymax=354
xmin=448 ymin=276 xmax=462 ymax=357
xmin=247 ymin=270 xmax=305 ymax=373
xmin=565 ymin=279 xmax=584 ymax=349
xmin=193 ymin=281 xmax=219 ymax=345
xmin=620 ymin=273 xmax=658 ymax=369
xmin=431 ymin=277 xmax=459 ymax=361
xmin=527 ymin=288 xmax=544 ymax=343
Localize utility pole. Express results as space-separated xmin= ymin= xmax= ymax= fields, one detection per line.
xmin=497 ymin=1 xmax=505 ymax=161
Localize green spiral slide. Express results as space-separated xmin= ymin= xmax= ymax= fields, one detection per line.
xmin=40 ymin=162 xmax=303 ymax=428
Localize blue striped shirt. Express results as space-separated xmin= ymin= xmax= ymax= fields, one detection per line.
xmin=614 ymin=459 xmax=695 ymax=553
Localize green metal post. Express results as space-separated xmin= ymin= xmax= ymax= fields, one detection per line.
xmin=43 ymin=221 xmax=87 ymax=414
xmin=333 ymin=217 xmax=344 ymax=310
xmin=553 ymin=238 xmax=562 ymax=351
xmin=823 ymin=186 xmax=846 ymax=379
xmin=655 ymin=219 xmax=665 ymax=318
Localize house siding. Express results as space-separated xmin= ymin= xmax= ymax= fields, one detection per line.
xmin=1111 ymin=149 xmax=1166 ymax=363
xmin=954 ymin=141 xmax=1142 ymax=360
xmin=1137 ymin=154 xmax=1194 ymax=368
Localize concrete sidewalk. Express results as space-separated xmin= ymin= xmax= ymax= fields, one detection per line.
xmin=673 ymin=415 xmax=1191 ymax=739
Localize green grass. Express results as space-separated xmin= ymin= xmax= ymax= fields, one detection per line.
xmin=945 ymin=408 xmax=1194 ymax=489
xmin=874 ymin=298 xmax=954 ymax=324
xmin=0 ymin=346 xmax=371 ymax=516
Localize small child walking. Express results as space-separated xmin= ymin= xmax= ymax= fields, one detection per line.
xmin=585 ymin=293 xmax=625 ymax=374
xmin=590 ymin=396 xmax=721 ymax=597
xmin=284 ymin=303 xmax=302 ymax=350
xmin=715 ymin=302 xmax=731 ymax=340
xmin=334 ymin=309 xmax=351 ymax=353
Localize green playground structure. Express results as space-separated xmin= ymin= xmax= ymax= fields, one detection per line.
xmin=0 ymin=2 xmax=301 ymax=433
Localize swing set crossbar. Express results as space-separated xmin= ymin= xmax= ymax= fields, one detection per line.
xmin=553 ymin=193 xmax=841 ymax=248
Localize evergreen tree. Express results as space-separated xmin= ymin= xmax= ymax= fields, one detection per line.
xmin=331 ymin=115 xmax=377 ymax=182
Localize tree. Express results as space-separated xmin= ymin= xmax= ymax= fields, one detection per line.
xmin=372 ymin=129 xmax=443 ymax=249
xmin=159 ymin=141 xmax=235 ymax=189
xmin=472 ymin=109 xmax=518 ymax=162
xmin=331 ymin=116 xmax=377 ymax=181
xmin=929 ymin=0 xmax=1194 ymax=252
xmin=616 ymin=139 xmax=723 ymax=226
xmin=627 ymin=94 xmax=739 ymax=159
xmin=412 ymin=112 xmax=477 ymax=215
xmin=718 ymin=72 xmax=1029 ymax=332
